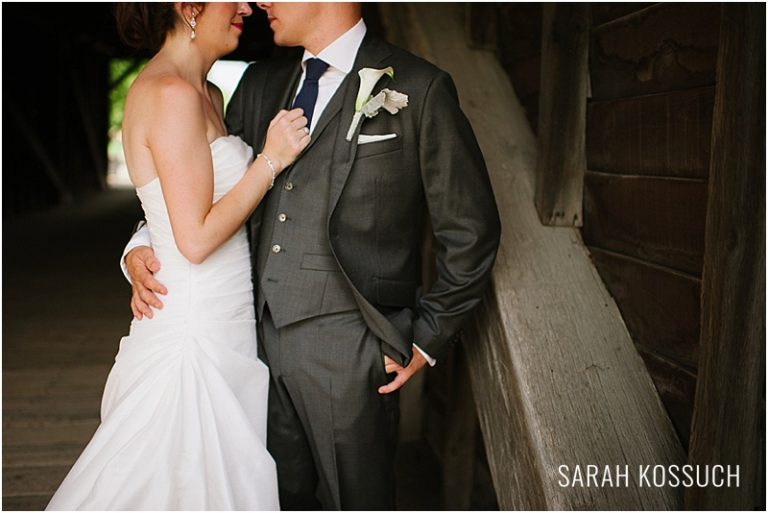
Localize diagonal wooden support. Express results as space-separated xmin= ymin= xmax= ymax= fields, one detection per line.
xmin=379 ymin=3 xmax=686 ymax=509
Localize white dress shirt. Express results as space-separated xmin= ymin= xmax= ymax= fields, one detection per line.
xmin=294 ymin=18 xmax=367 ymax=134
xmin=122 ymin=18 xmax=436 ymax=367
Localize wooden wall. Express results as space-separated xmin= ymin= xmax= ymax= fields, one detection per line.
xmin=468 ymin=2 xmax=727 ymax=450
xmin=584 ymin=2 xmax=721 ymax=448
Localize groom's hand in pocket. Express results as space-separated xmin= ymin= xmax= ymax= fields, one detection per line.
xmin=126 ymin=246 xmax=167 ymax=320
xmin=378 ymin=349 xmax=428 ymax=394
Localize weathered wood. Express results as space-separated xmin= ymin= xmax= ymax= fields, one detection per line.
xmin=590 ymin=3 xmax=720 ymax=100
xmin=382 ymin=4 xmax=685 ymax=509
xmin=583 ymin=171 xmax=708 ymax=275
xmin=637 ymin=349 xmax=697 ymax=449
xmin=3 ymin=465 xmax=72 ymax=498
xmin=534 ymin=3 xmax=590 ymax=227
xmin=2 ymin=494 xmax=52 ymax=511
xmin=588 ymin=247 xmax=701 ymax=367
xmin=685 ymin=3 xmax=765 ymax=509
xmin=587 ymin=87 xmax=715 ymax=179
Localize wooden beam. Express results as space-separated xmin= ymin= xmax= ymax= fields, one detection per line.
xmin=534 ymin=3 xmax=590 ymax=227
xmin=378 ymin=3 xmax=686 ymax=509
xmin=685 ymin=3 xmax=766 ymax=509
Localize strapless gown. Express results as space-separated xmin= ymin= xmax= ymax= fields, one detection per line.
xmin=47 ymin=136 xmax=279 ymax=510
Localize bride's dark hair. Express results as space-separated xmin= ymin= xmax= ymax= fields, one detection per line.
xmin=115 ymin=3 xmax=180 ymax=52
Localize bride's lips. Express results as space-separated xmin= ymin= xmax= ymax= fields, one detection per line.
xmin=232 ymin=22 xmax=244 ymax=31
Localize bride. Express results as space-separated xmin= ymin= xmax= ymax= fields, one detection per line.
xmin=46 ymin=3 xmax=308 ymax=510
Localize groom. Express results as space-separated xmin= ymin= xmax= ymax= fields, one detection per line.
xmin=125 ymin=2 xmax=500 ymax=509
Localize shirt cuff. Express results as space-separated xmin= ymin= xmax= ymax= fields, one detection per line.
xmin=120 ymin=221 xmax=151 ymax=283
xmin=414 ymin=343 xmax=437 ymax=367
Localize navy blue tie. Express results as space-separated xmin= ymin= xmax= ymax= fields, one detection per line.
xmin=292 ymin=58 xmax=330 ymax=129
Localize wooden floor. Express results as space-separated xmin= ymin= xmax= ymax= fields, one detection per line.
xmin=2 ymin=189 xmax=443 ymax=510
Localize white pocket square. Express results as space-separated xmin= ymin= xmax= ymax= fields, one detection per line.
xmin=358 ymin=133 xmax=397 ymax=145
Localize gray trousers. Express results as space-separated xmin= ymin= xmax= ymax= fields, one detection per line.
xmin=259 ymin=308 xmax=400 ymax=510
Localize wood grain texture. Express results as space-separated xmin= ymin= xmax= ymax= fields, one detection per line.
xmin=382 ymin=4 xmax=686 ymax=509
xmin=685 ymin=4 xmax=766 ymax=509
xmin=587 ymin=87 xmax=715 ymax=179
xmin=583 ymin=171 xmax=708 ymax=275
xmin=535 ymin=3 xmax=590 ymax=227
xmin=590 ymin=3 xmax=720 ymax=100
xmin=588 ymin=247 xmax=701 ymax=367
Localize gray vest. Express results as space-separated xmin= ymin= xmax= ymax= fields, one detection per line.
xmin=256 ymin=122 xmax=358 ymax=328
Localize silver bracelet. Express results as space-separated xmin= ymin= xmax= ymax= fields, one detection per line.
xmin=258 ymin=153 xmax=277 ymax=190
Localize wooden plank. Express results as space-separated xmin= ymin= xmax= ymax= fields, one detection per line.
xmin=592 ymin=3 xmax=655 ymax=27
xmin=4 ymin=419 xmax=98 ymax=447
xmin=685 ymin=4 xmax=765 ymax=510
xmin=2 ymin=494 xmax=52 ymax=511
xmin=637 ymin=348 xmax=697 ymax=449
xmin=588 ymin=247 xmax=701 ymax=367
xmin=535 ymin=3 xmax=590 ymax=226
xmin=384 ymin=4 xmax=685 ymax=508
xmin=4 ymin=444 xmax=86 ymax=469
xmin=590 ymin=3 xmax=720 ymax=100
xmin=583 ymin=171 xmax=708 ymax=275
xmin=587 ymin=87 xmax=715 ymax=179
xmin=3 ymin=465 xmax=71 ymax=498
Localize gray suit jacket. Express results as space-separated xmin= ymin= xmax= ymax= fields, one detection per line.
xmin=226 ymin=33 xmax=501 ymax=367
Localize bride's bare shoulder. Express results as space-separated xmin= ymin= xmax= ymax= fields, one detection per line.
xmin=128 ymin=68 xmax=198 ymax=110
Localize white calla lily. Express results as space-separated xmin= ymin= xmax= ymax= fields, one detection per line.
xmin=355 ymin=66 xmax=394 ymax=111
xmin=346 ymin=66 xmax=405 ymax=141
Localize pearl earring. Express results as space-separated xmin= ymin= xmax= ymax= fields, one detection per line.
xmin=190 ymin=15 xmax=197 ymax=40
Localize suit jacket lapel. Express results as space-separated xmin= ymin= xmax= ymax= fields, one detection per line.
xmin=328 ymin=34 xmax=392 ymax=217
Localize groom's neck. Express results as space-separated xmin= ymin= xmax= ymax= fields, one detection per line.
xmin=301 ymin=7 xmax=362 ymax=55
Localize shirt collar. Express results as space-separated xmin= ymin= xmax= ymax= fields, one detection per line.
xmin=301 ymin=18 xmax=367 ymax=74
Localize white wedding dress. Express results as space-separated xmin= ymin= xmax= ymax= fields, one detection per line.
xmin=47 ymin=136 xmax=279 ymax=511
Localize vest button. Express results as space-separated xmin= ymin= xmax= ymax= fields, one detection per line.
xmin=284 ymin=182 xmax=294 ymax=191
xmin=271 ymin=244 xmax=282 ymax=253
xmin=278 ymin=213 xmax=287 ymax=222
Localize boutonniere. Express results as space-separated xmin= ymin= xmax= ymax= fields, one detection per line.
xmin=345 ymin=66 xmax=409 ymax=141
